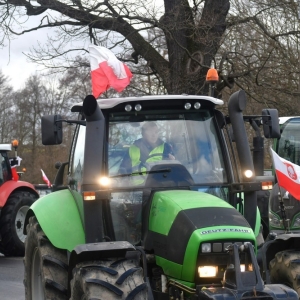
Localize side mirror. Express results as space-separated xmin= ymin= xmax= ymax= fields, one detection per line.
xmin=41 ymin=115 xmax=63 ymax=145
xmin=262 ymin=109 xmax=280 ymax=139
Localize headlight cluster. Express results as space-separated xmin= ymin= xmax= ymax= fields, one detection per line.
xmin=269 ymin=212 xmax=300 ymax=229
xmin=124 ymin=104 xmax=142 ymax=112
xmin=198 ymin=242 xmax=253 ymax=279
xmin=198 ymin=265 xmax=249 ymax=278
xmin=198 ymin=266 xmax=218 ymax=278
xmin=184 ymin=102 xmax=201 ymax=110
xmin=292 ymin=216 xmax=300 ymax=228
xmin=269 ymin=212 xmax=282 ymax=228
xmin=201 ymin=241 xmax=250 ymax=253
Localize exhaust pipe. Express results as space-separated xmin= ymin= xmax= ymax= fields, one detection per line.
xmin=82 ymin=95 xmax=106 ymax=243
xmin=228 ymin=90 xmax=257 ymax=231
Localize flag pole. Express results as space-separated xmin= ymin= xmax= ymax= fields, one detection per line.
xmin=270 ymin=147 xmax=290 ymax=233
xmin=277 ymin=186 xmax=290 ymax=233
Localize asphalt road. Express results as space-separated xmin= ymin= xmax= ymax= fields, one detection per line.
xmin=0 ymin=254 xmax=25 ymax=300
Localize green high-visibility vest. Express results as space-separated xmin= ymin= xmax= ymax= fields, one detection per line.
xmin=129 ymin=143 xmax=165 ymax=184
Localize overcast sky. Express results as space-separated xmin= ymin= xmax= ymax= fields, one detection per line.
xmin=0 ymin=1 xmax=164 ymax=90
xmin=0 ymin=20 xmax=51 ymax=90
xmin=0 ymin=34 xmax=39 ymax=89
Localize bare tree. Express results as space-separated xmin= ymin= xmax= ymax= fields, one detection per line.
xmin=0 ymin=0 xmax=230 ymax=95
xmin=11 ymin=73 xmax=73 ymax=183
xmin=220 ymin=0 xmax=300 ymax=115
xmin=0 ymin=71 xmax=14 ymax=142
xmin=0 ymin=0 xmax=299 ymax=113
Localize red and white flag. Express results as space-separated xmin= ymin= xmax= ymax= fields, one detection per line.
xmin=89 ymin=45 xmax=133 ymax=98
xmin=41 ymin=169 xmax=51 ymax=188
xmin=270 ymin=148 xmax=300 ymax=200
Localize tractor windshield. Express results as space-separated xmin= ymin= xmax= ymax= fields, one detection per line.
xmin=108 ymin=110 xmax=227 ymax=188
xmin=277 ymin=118 xmax=300 ymax=165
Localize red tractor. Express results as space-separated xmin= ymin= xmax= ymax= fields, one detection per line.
xmin=0 ymin=140 xmax=39 ymax=256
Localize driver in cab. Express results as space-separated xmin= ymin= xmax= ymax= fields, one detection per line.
xmin=119 ymin=122 xmax=175 ymax=175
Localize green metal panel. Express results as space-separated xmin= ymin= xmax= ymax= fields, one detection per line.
xmin=236 ymin=194 xmax=262 ymax=238
xmin=254 ymin=207 xmax=261 ymax=237
xmin=29 ymin=189 xmax=85 ymax=251
xmin=155 ymin=256 xmax=182 ymax=279
xmin=149 ymin=190 xmax=233 ymax=235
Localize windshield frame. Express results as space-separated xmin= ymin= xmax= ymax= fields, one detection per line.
xmin=277 ymin=117 xmax=300 ymax=165
xmin=105 ymin=108 xmax=230 ymax=190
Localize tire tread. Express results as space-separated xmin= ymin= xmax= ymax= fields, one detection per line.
xmin=270 ymin=250 xmax=300 ymax=296
xmin=24 ymin=216 xmax=68 ymax=299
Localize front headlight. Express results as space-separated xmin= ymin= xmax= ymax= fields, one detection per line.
xmin=198 ymin=266 xmax=218 ymax=277
xmin=99 ymin=176 xmax=111 ymax=186
xmin=269 ymin=212 xmax=281 ymax=228
xmin=292 ymin=216 xmax=300 ymax=228
xmin=201 ymin=243 xmax=211 ymax=253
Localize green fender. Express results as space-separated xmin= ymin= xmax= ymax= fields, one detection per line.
xmin=27 ymin=189 xmax=85 ymax=252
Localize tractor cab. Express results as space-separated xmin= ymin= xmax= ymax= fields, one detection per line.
xmin=67 ymin=95 xmax=232 ymax=245
xmin=0 ymin=140 xmax=22 ymax=184
xmin=269 ymin=116 xmax=300 ymax=233
xmin=33 ymin=92 xmax=296 ymax=300
xmin=40 ymin=92 xmax=279 ymax=249
xmin=0 ymin=144 xmax=13 ymax=184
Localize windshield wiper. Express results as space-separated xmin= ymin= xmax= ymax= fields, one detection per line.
xmin=110 ymin=168 xmax=171 ymax=178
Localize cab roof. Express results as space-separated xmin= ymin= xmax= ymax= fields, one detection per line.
xmin=0 ymin=144 xmax=11 ymax=151
xmin=71 ymin=94 xmax=223 ymax=112
xmin=279 ymin=116 xmax=300 ymax=125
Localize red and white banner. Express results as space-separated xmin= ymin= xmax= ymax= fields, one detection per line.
xmin=270 ymin=148 xmax=300 ymax=200
xmin=89 ymin=45 xmax=133 ymax=98
xmin=41 ymin=169 xmax=51 ymax=188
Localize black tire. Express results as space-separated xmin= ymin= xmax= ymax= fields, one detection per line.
xmin=269 ymin=250 xmax=300 ymax=295
xmin=24 ymin=216 xmax=69 ymax=300
xmin=0 ymin=191 xmax=36 ymax=256
xmin=70 ymin=258 xmax=148 ymax=300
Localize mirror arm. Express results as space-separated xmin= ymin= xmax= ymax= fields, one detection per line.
xmin=55 ymin=119 xmax=86 ymax=126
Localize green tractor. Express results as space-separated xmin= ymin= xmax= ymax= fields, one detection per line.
xmin=23 ymin=91 xmax=297 ymax=299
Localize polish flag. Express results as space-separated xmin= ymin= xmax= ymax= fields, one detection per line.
xmin=270 ymin=148 xmax=300 ymax=200
xmin=89 ymin=45 xmax=133 ymax=98
xmin=41 ymin=169 xmax=51 ymax=188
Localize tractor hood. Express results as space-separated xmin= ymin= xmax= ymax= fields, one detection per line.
xmin=148 ymin=190 xmax=251 ymax=236
xmin=144 ymin=190 xmax=256 ymax=282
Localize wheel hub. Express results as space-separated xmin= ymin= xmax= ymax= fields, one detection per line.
xmin=15 ymin=205 xmax=30 ymax=242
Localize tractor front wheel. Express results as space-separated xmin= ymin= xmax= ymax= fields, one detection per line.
xmin=70 ymin=257 xmax=148 ymax=299
xmin=24 ymin=216 xmax=69 ymax=300
xmin=0 ymin=191 xmax=36 ymax=256
xmin=269 ymin=250 xmax=300 ymax=296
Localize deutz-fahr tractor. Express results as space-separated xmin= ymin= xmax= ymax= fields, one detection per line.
xmin=0 ymin=140 xmax=39 ymax=256
xmin=23 ymin=91 xmax=297 ymax=299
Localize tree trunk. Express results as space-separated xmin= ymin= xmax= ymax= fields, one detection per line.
xmin=161 ymin=0 xmax=230 ymax=95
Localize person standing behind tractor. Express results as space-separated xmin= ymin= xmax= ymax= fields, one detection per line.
xmin=119 ymin=121 xmax=175 ymax=176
